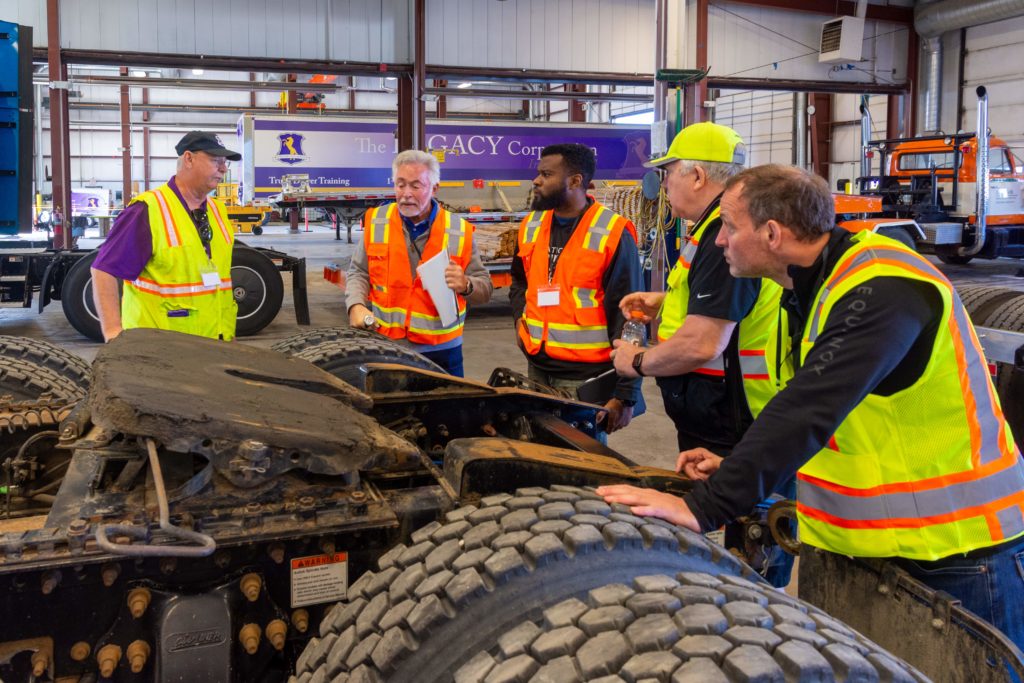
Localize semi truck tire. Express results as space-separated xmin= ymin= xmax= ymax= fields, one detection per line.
xmin=981 ymin=293 xmax=1024 ymax=333
xmin=271 ymin=326 xmax=380 ymax=355
xmin=978 ymin=294 xmax=1024 ymax=446
xmin=0 ymin=354 xmax=87 ymax=402
xmin=0 ymin=336 xmax=91 ymax=397
xmin=936 ymin=252 xmax=973 ymax=265
xmin=955 ymin=285 xmax=1022 ymax=326
xmin=454 ymin=575 xmax=928 ymax=683
xmin=876 ymin=226 xmax=917 ymax=250
xmin=292 ymin=486 xmax=924 ymax=683
xmin=292 ymin=336 xmax=443 ymax=388
xmin=60 ymin=250 xmax=108 ymax=342
xmin=232 ymin=246 xmax=284 ymax=337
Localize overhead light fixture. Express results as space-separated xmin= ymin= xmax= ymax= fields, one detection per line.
xmin=131 ymin=70 xmax=147 ymax=78
xmin=457 ymin=82 xmax=473 ymax=89
xmin=192 ymin=68 xmax=204 ymax=76
xmin=385 ymin=76 xmax=397 ymax=82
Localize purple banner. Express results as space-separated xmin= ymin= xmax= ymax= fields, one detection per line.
xmin=246 ymin=117 xmax=650 ymax=197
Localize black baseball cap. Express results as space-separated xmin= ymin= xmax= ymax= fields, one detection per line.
xmin=175 ymin=131 xmax=241 ymax=161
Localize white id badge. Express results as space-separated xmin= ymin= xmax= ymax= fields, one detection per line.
xmin=537 ymin=285 xmax=560 ymax=307
xmin=200 ymin=263 xmax=221 ymax=288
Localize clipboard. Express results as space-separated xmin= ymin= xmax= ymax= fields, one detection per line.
xmin=416 ymin=250 xmax=459 ymax=327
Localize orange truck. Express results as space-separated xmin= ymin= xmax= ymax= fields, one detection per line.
xmin=836 ymin=86 xmax=1024 ymax=264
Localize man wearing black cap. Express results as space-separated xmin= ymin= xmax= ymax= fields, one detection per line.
xmin=91 ymin=131 xmax=241 ymax=341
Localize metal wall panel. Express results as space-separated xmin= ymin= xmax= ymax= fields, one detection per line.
xmin=0 ymin=0 xmax=48 ymax=46
xmin=830 ymin=93 xmax=888 ymax=188
xmin=707 ymin=2 xmax=908 ymax=86
xmin=45 ymin=0 xmax=411 ymax=63
xmin=713 ymin=90 xmax=793 ymax=167
xmin=963 ymin=15 xmax=1024 ymax=154
xmin=424 ymin=0 xmax=652 ymax=75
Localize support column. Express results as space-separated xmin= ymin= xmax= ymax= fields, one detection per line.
xmin=794 ymin=91 xmax=808 ymax=170
xmin=142 ymin=88 xmax=150 ymax=191
xmin=285 ymin=74 xmax=299 ymax=114
xmin=693 ymin=0 xmax=709 ymax=124
xmin=119 ymin=66 xmax=132 ymax=205
xmin=46 ymin=0 xmax=72 ymax=249
xmin=569 ymin=84 xmax=587 ymax=122
xmin=809 ymin=93 xmax=832 ymax=181
xmin=435 ymin=79 xmax=447 ymax=119
xmin=886 ymin=93 xmax=903 ymax=140
xmin=249 ymin=72 xmax=256 ymax=109
xmin=398 ymin=0 xmax=426 ymax=150
xmin=906 ymin=29 xmax=919 ymax=136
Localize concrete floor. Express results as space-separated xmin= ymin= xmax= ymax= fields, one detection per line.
xmin=4 ymin=220 xmax=1024 ymax=473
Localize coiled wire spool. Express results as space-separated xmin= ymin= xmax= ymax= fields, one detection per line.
xmin=609 ymin=185 xmax=673 ymax=270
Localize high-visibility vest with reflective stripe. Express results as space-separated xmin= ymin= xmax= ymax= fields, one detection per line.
xmin=773 ymin=231 xmax=1024 ymax=560
xmin=364 ymin=203 xmax=472 ymax=345
xmin=517 ymin=201 xmax=636 ymax=363
xmin=657 ymin=206 xmax=782 ymax=417
xmin=121 ymin=183 xmax=237 ymax=340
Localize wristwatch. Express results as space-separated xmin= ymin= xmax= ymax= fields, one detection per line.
xmin=632 ymin=351 xmax=646 ymax=377
xmin=460 ymin=280 xmax=474 ymax=297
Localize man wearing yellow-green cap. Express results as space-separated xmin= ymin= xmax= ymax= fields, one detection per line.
xmin=614 ymin=122 xmax=782 ymax=456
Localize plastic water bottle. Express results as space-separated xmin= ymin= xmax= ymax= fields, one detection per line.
xmin=621 ymin=310 xmax=647 ymax=346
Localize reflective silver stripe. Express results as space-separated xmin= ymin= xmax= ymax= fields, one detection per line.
xmin=680 ymin=240 xmax=698 ymax=266
xmin=523 ymin=212 xmax=543 ymax=244
xmin=547 ymin=327 xmax=609 ymax=346
xmin=739 ymin=353 xmax=769 ymax=377
xmin=811 ymin=243 xmax=1009 ymax=466
xmin=997 ymin=505 xmax=1024 ymax=539
xmin=582 ymin=208 xmax=615 ymax=251
xmin=445 ymin=216 xmax=467 ymax=256
xmin=370 ymin=206 xmax=390 ymax=243
xmin=525 ymin=320 xmax=544 ymax=340
xmin=698 ymin=355 xmax=724 ymax=373
xmin=807 ymin=250 xmax=871 ymax=342
xmin=950 ymin=293 xmax=1006 ymax=465
xmin=798 ymin=459 xmax=1024 ymax=523
xmin=575 ymin=288 xmax=598 ymax=308
xmin=370 ymin=304 xmax=405 ymax=327
xmin=130 ymin=279 xmax=229 ymax=296
xmin=409 ymin=310 xmax=466 ymax=332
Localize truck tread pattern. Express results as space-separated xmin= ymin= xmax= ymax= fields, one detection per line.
xmin=0 ymin=336 xmax=91 ymax=401
xmin=955 ymin=285 xmax=1023 ymax=326
xmin=271 ymin=326 xmax=380 ymax=355
xmin=294 ymin=486 xmax=779 ymax=683
xmin=453 ymin=573 xmax=929 ymax=683
xmin=292 ymin=337 xmax=443 ymax=387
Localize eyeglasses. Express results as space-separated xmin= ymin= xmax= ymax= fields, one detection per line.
xmin=194 ymin=151 xmax=231 ymax=169
xmin=193 ymin=209 xmax=213 ymax=245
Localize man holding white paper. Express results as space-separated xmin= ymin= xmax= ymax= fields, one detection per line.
xmin=346 ymin=150 xmax=492 ymax=376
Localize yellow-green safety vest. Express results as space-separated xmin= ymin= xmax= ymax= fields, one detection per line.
xmin=121 ymin=183 xmax=237 ymax=340
xmin=770 ymin=231 xmax=1024 ymax=560
xmin=658 ymin=205 xmax=782 ymax=417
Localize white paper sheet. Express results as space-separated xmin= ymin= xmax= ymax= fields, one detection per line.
xmin=416 ymin=250 xmax=458 ymax=327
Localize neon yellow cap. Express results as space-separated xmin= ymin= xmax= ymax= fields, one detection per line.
xmin=644 ymin=122 xmax=746 ymax=168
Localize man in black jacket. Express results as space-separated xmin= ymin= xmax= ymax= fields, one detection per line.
xmin=598 ymin=163 xmax=1024 ymax=650
xmin=510 ymin=144 xmax=643 ymax=435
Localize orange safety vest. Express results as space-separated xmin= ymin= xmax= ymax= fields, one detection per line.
xmin=517 ymin=201 xmax=637 ymax=363
xmin=363 ymin=203 xmax=473 ymax=345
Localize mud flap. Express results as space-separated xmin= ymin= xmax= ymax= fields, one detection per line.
xmin=798 ymin=545 xmax=1024 ymax=683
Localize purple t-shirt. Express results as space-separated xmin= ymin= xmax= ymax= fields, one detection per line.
xmin=92 ymin=176 xmax=210 ymax=281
